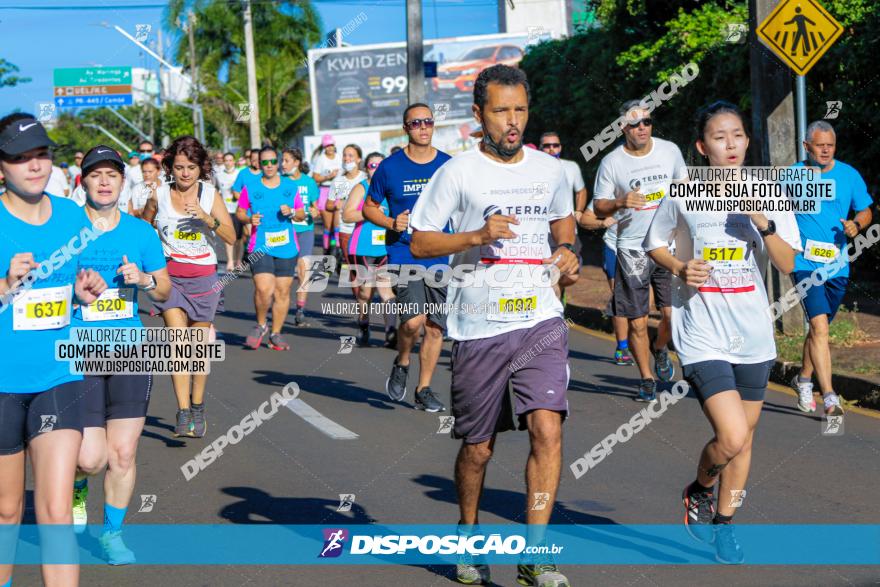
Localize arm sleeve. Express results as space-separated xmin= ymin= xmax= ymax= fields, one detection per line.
xmin=643 ymin=196 xmax=679 ymax=251
xmin=592 ymin=159 xmax=616 ymax=200
xmin=232 ymin=171 xmax=244 ymax=193
xmin=410 ymin=164 xmax=459 ymax=233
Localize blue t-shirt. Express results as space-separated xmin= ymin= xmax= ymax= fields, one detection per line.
xmin=232 ymin=168 xmax=262 ymax=199
xmin=367 ymin=148 xmax=451 ymax=266
xmin=350 ymin=179 xmax=390 ymax=258
xmin=243 ymin=176 xmax=303 ymax=259
xmin=0 ymin=196 xmax=92 ymax=393
xmin=289 ymin=173 xmax=319 ymax=232
xmin=72 ymin=212 xmax=166 ymax=329
xmin=793 ymin=160 xmax=873 ymax=278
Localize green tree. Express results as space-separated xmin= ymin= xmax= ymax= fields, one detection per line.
xmin=0 ymin=58 xmax=30 ymax=88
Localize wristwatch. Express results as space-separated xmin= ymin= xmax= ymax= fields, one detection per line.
xmin=212 ymin=216 xmax=221 ymax=231
xmin=758 ymin=220 xmax=776 ymax=238
xmin=557 ymin=243 xmax=576 ymax=253
xmin=140 ymin=274 xmax=157 ymax=292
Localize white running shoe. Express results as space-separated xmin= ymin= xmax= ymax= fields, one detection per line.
xmin=790 ymin=375 xmax=816 ymax=413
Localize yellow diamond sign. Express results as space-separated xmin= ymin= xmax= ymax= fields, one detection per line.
xmin=757 ymin=0 xmax=843 ymax=75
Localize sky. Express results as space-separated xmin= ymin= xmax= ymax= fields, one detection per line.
xmin=0 ymin=0 xmax=500 ymax=114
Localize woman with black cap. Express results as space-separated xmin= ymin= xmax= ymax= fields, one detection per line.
xmin=69 ymin=145 xmax=171 ymax=565
xmin=0 ymin=113 xmax=107 ymax=586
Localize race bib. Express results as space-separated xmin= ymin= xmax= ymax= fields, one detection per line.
xmin=804 ymin=239 xmax=839 ymax=264
xmin=81 ymin=288 xmax=134 ymax=322
xmin=642 ymin=189 xmax=665 ymax=205
xmin=13 ymin=285 xmax=72 ymax=331
xmin=694 ymin=236 xmax=754 ymax=293
xmin=371 ymin=230 xmax=385 ymax=246
xmin=265 ymin=228 xmax=291 ymax=247
xmin=486 ymin=288 xmax=538 ymax=322
xmin=174 ymin=229 xmax=202 ymax=242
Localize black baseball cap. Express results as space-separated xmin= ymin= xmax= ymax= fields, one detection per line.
xmin=0 ymin=117 xmax=56 ymax=156
xmin=80 ymin=145 xmax=126 ymax=177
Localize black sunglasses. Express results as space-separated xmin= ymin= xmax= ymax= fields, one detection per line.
xmin=541 ymin=143 xmax=561 ymax=149
xmin=627 ymin=118 xmax=653 ymax=128
xmin=405 ymin=118 xmax=435 ymax=130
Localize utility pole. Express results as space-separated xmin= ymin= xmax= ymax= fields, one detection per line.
xmin=406 ymin=0 xmax=426 ymax=105
xmin=749 ymin=0 xmax=804 ymax=334
xmin=186 ymin=10 xmax=201 ymax=142
xmin=243 ymin=0 xmax=262 ymax=148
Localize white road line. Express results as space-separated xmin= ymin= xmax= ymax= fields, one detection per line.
xmin=284 ymin=398 xmax=359 ymax=440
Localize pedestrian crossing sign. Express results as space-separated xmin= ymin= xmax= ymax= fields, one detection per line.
xmin=757 ymin=0 xmax=842 ymax=75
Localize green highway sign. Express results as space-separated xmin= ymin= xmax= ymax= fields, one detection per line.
xmin=53 ymin=67 xmax=132 ymax=87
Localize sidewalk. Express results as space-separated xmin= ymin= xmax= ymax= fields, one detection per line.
xmin=564 ymin=264 xmax=880 ymax=411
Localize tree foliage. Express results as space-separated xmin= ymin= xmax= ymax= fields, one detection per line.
xmin=0 ymin=58 xmax=30 ymax=88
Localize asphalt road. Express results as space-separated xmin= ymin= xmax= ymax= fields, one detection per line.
xmin=15 ymin=264 xmax=880 ymax=586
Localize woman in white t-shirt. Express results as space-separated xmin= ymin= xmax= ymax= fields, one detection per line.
xmin=644 ymin=101 xmax=800 ymax=564
xmin=310 ymin=134 xmax=342 ymax=255
xmin=325 ymin=144 xmax=366 ymax=296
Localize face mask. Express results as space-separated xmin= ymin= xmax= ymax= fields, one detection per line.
xmin=343 ymin=161 xmax=357 ymax=173
xmin=482 ymin=129 xmax=522 ymax=161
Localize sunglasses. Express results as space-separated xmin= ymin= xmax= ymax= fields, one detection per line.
xmin=626 ymin=118 xmax=653 ymax=128
xmin=261 ymin=159 xmax=278 ymax=166
xmin=405 ymin=118 xmax=435 ymax=130
xmin=540 ymin=143 xmax=561 ymax=149
xmin=138 ymin=149 xmax=153 ymax=154
xmin=367 ymin=161 xmax=381 ymax=169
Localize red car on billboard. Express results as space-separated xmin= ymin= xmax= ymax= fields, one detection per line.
xmin=432 ymin=44 xmax=524 ymax=93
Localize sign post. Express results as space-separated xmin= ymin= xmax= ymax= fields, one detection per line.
xmin=53 ymin=67 xmax=133 ymax=109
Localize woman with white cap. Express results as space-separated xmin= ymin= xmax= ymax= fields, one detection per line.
xmin=311 ymin=134 xmax=342 ymax=255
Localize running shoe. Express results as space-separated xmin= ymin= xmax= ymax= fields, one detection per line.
xmin=267 ymin=332 xmax=290 ymax=351
xmin=823 ymin=392 xmax=845 ymax=417
xmin=384 ymin=326 xmax=398 ymax=349
xmin=294 ymin=308 xmax=308 ymax=327
xmin=100 ymin=530 xmax=136 ymax=565
xmin=174 ymin=408 xmax=194 ymax=438
xmin=415 ymin=387 xmax=446 ymax=412
xmin=614 ymin=348 xmax=634 ymax=366
xmin=682 ymin=484 xmax=715 ymax=543
xmin=713 ymin=523 xmax=744 ymax=564
xmin=790 ymin=375 xmax=816 ymax=412
xmin=72 ymin=483 xmax=88 ymax=534
xmin=653 ymin=347 xmax=675 ymax=381
xmin=385 ymin=358 xmax=409 ymax=402
xmin=456 ymin=553 xmax=491 ymax=585
xmin=516 ymin=560 xmax=570 ymax=587
xmin=358 ymin=322 xmax=370 ymax=347
xmin=191 ymin=405 xmax=207 ymax=438
xmin=635 ymin=379 xmax=658 ymax=403
xmin=245 ymin=323 xmax=269 ymax=349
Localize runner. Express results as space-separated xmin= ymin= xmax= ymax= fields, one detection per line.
xmin=69 ymin=150 xmax=84 ymax=191
xmin=311 ymin=134 xmax=342 ymax=255
xmin=362 ymin=103 xmax=451 ymax=413
xmin=326 ymin=144 xmax=367 ymax=295
xmin=215 ymin=152 xmax=245 ymax=272
xmin=645 ymin=100 xmax=801 ymax=564
xmin=69 ymin=146 xmax=171 ymax=564
xmin=141 ymin=135 xmax=236 ymax=438
xmin=0 ymin=113 xmax=108 ymax=587
xmin=343 ymin=151 xmax=397 ymax=347
xmin=281 ymin=147 xmax=320 ymax=326
xmin=237 ymin=146 xmax=305 ymax=351
xmin=789 ymin=121 xmax=873 ymax=416
xmin=592 ymin=99 xmax=685 ymax=401
xmin=232 ymin=149 xmax=262 ymax=206
xmin=46 ymin=161 xmax=70 ymax=198
xmin=128 ymin=157 xmax=162 ymax=219
xmin=409 ymin=64 xmax=575 ymax=587
xmin=578 ymin=199 xmax=632 ymax=365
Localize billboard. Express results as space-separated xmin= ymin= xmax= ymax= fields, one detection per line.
xmin=309 ymin=33 xmax=542 ymax=134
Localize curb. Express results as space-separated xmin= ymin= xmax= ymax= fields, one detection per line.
xmin=564 ymin=303 xmax=880 ymax=411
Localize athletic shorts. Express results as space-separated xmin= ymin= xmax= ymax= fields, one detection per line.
xmin=0 ymin=380 xmax=88 ymax=454
xmin=603 ymin=245 xmax=617 ymax=280
xmin=295 ymin=229 xmax=315 ymax=257
xmin=392 ymin=270 xmax=447 ymax=328
xmin=450 ymin=318 xmax=570 ymax=444
xmin=612 ymin=248 xmax=671 ymax=318
xmin=231 ymin=214 xmax=244 ymax=241
xmin=251 ymin=254 xmax=297 ymax=277
xmin=793 ymin=271 xmax=847 ymax=323
xmin=82 ymin=374 xmax=153 ymax=428
xmin=682 ymin=359 xmax=774 ymax=406
xmin=351 ymin=254 xmax=388 ymax=269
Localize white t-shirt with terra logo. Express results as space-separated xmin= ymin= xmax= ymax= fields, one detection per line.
xmin=644 ymin=194 xmax=801 ymax=365
xmin=593 ymin=137 xmax=687 ymax=251
xmin=411 ymin=147 xmax=572 ymax=341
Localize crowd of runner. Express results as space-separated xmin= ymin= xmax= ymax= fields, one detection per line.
xmin=0 ymin=62 xmax=873 ymax=587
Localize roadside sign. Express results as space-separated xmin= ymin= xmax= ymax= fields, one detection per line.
xmin=757 ymin=0 xmax=842 ymax=76
xmin=53 ymin=66 xmax=133 ymax=110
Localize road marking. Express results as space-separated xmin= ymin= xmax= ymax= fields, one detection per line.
xmin=284 ymin=398 xmax=360 ymax=439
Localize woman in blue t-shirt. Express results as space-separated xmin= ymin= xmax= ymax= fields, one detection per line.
xmin=282 ymin=148 xmax=320 ymax=326
xmin=70 ymin=145 xmax=171 ymax=565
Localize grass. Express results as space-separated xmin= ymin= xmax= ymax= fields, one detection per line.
xmin=775 ymin=307 xmax=870 ymax=364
